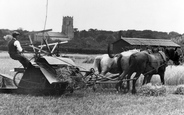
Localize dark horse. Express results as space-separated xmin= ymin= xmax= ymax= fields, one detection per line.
xmin=117 ymin=48 xmax=180 ymax=94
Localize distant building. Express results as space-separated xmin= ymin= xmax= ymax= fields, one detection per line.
xmin=33 ymin=16 xmax=74 ymax=43
xmin=112 ymin=37 xmax=180 ymax=53
xmin=62 ymin=16 xmax=74 ymax=39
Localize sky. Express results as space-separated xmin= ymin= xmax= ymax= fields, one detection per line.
xmin=0 ymin=0 xmax=184 ymax=34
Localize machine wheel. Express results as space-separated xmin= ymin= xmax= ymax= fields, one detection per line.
xmin=13 ymin=72 xmax=24 ymax=87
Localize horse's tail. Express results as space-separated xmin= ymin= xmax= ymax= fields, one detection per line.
xmin=93 ymin=56 xmax=102 ymax=74
xmin=117 ymin=54 xmax=123 ymax=73
xmin=128 ymin=54 xmax=138 ymax=70
xmin=107 ymin=44 xmax=115 ymax=58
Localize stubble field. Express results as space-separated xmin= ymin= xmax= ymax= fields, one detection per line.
xmin=1 ymin=51 xmax=184 ymax=115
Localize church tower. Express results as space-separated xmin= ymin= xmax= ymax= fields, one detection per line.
xmin=62 ymin=16 xmax=74 ymax=39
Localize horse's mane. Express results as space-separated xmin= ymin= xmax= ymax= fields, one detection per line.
xmin=158 ymin=51 xmax=167 ymax=62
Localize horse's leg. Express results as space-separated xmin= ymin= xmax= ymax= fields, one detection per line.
xmin=123 ymin=68 xmax=134 ymax=92
xmin=159 ymin=72 xmax=165 ymax=85
xmin=142 ymin=74 xmax=152 ymax=85
xmin=126 ymin=72 xmax=133 ymax=92
xmin=116 ymin=72 xmax=125 ymax=92
xmin=146 ymin=75 xmax=152 ymax=84
xmin=100 ymin=64 xmax=110 ymax=77
xmin=142 ymin=75 xmax=147 ymax=85
xmin=116 ymin=70 xmax=129 ymax=92
xmin=97 ymin=63 xmax=101 ymax=74
xmin=132 ymin=72 xmax=141 ymax=94
xmin=98 ymin=64 xmax=107 ymax=77
xmin=116 ymin=72 xmax=124 ymax=91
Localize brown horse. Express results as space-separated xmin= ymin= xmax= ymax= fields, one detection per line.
xmin=118 ymin=48 xmax=180 ymax=94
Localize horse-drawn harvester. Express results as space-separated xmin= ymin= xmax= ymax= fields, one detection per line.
xmin=0 ymin=29 xmax=134 ymax=95
xmin=0 ymin=30 xmax=182 ymax=95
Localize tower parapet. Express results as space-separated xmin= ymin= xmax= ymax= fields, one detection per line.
xmin=62 ymin=16 xmax=74 ymax=39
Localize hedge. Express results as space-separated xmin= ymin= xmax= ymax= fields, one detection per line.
xmin=0 ymin=45 xmax=107 ymax=54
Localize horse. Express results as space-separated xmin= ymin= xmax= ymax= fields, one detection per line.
xmin=93 ymin=48 xmax=140 ymax=77
xmin=117 ymin=48 xmax=181 ymax=94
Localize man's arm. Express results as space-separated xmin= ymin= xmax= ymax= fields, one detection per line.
xmin=14 ymin=40 xmax=23 ymax=52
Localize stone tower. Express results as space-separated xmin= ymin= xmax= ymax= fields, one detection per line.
xmin=62 ymin=16 xmax=74 ymax=39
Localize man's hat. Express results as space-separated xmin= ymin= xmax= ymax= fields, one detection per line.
xmin=12 ymin=31 xmax=20 ymax=37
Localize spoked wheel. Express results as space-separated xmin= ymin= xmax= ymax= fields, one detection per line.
xmin=13 ymin=72 xmax=24 ymax=87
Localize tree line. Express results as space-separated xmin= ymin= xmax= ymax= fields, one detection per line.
xmin=0 ymin=28 xmax=183 ymax=54
xmin=61 ymin=29 xmax=184 ymax=53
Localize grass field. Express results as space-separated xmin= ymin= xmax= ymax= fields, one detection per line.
xmin=1 ymin=51 xmax=184 ymax=115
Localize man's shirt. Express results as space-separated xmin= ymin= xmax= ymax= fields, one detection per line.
xmin=14 ymin=40 xmax=23 ymax=52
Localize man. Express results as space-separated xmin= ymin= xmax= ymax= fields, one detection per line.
xmin=8 ymin=31 xmax=32 ymax=69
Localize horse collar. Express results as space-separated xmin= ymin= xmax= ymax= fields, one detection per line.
xmin=158 ymin=51 xmax=167 ymax=62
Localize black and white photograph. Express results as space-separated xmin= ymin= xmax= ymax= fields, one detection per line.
xmin=0 ymin=0 xmax=184 ymax=114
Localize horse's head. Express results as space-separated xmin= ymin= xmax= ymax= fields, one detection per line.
xmin=165 ymin=48 xmax=180 ymax=65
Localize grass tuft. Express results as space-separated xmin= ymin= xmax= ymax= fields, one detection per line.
xmin=174 ymin=85 xmax=184 ymax=95
xmin=138 ymin=83 xmax=166 ymax=96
